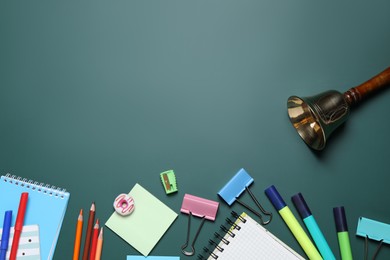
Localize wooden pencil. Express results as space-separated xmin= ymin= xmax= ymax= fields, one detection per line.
xmin=72 ymin=209 xmax=83 ymax=260
xmin=89 ymin=219 xmax=99 ymax=260
xmin=82 ymin=202 xmax=95 ymax=260
xmin=94 ymin=228 xmax=103 ymax=260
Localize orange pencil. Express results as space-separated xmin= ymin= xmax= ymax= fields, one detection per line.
xmin=82 ymin=202 xmax=95 ymax=260
xmin=94 ymin=228 xmax=103 ymax=260
xmin=72 ymin=209 xmax=83 ymax=260
xmin=89 ymin=219 xmax=99 ymax=260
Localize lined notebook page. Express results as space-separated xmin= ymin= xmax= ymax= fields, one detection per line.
xmin=209 ymin=212 xmax=304 ymax=260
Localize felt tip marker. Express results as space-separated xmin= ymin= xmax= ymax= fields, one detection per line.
xmin=292 ymin=193 xmax=336 ymax=260
xmin=0 ymin=210 xmax=12 ymax=260
xmin=10 ymin=192 xmax=29 ymax=260
xmin=265 ymin=185 xmax=322 ymax=260
xmin=333 ymin=206 xmax=353 ymax=260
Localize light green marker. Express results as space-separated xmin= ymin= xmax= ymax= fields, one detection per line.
xmin=333 ymin=206 xmax=353 ymax=260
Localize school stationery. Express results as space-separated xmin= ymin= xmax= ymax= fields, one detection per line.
xmin=89 ymin=219 xmax=99 ymax=260
xmin=72 ymin=209 xmax=83 ymax=260
xmin=333 ymin=207 xmax=353 ymax=260
xmin=105 ymin=183 xmax=177 ymax=256
xmin=265 ymin=185 xmax=322 ymax=260
xmin=356 ymin=217 xmax=390 ymax=259
xmin=180 ymin=194 xmax=219 ymax=256
xmin=200 ymin=212 xmax=304 ymax=259
xmin=10 ymin=192 xmax=28 ymax=260
xmin=218 ymin=168 xmax=272 ymax=225
xmin=113 ymin=194 xmax=135 ymax=216
xmin=160 ymin=170 xmax=178 ymax=194
xmin=94 ymin=228 xmax=103 ymax=260
xmin=292 ymin=193 xmax=335 ymax=260
xmin=0 ymin=174 xmax=69 ymax=260
xmin=127 ymin=256 xmax=179 ymax=260
xmin=0 ymin=211 xmax=12 ymax=260
xmin=82 ymin=202 xmax=95 ymax=260
xmin=0 ymin=225 xmax=41 ymax=259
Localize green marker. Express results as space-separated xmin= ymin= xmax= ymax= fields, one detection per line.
xmin=333 ymin=206 xmax=353 ymax=260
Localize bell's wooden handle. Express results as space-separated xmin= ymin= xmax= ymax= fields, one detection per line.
xmin=344 ymin=67 xmax=390 ymax=106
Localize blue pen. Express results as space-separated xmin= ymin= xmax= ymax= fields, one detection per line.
xmin=292 ymin=193 xmax=336 ymax=260
xmin=0 ymin=210 xmax=12 ymax=260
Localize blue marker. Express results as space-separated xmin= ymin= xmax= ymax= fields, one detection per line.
xmin=292 ymin=193 xmax=335 ymax=260
xmin=0 ymin=210 xmax=12 ymax=260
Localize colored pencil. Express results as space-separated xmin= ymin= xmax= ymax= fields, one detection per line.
xmin=82 ymin=202 xmax=95 ymax=260
xmin=94 ymin=228 xmax=103 ymax=260
xmin=89 ymin=219 xmax=99 ymax=260
xmin=72 ymin=209 xmax=83 ymax=260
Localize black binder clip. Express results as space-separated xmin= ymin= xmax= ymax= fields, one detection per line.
xmin=356 ymin=217 xmax=390 ymax=260
xmin=218 ymin=168 xmax=272 ymax=225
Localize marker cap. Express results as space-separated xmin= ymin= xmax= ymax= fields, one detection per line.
xmin=291 ymin=193 xmax=312 ymax=219
xmin=333 ymin=206 xmax=348 ymax=232
xmin=264 ymin=185 xmax=286 ymax=211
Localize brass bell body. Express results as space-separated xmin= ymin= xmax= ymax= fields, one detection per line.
xmin=287 ymin=91 xmax=350 ymax=150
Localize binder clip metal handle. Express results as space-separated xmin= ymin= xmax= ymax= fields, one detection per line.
xmin=235 ymin=186 xmax=272 ymax=225
xmin=181 ymin=212 xmax=206 ymax=256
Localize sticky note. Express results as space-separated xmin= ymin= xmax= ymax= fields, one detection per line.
xmin=105 ymin=183 xmax=178 ymax=256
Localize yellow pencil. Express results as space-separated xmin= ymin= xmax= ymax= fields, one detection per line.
xmin=72 ymin=209 xmax=83 ymax=260
xmin=94 ymin=227 xmax=103 ymax=260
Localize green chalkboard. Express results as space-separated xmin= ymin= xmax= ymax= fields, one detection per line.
xmin=1 ymin=1 xmax=390 ymax=259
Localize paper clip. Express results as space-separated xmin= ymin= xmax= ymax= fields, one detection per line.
xmin=218 ymin=168 xmax=272 ymax=225
xmin=180 ymin=194 xmax=219 ymax=256
xmin=356 ymin=217 xmax=390 ymax=260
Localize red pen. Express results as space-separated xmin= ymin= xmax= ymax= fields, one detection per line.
xmin=10 ymin=192 xmax=29 ymax=260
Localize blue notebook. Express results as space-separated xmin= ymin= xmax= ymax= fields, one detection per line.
xmin=0 ymin=174 xmax=70 ymax=260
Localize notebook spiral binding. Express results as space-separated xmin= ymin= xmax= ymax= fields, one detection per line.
xmin=198 ymin=211 xmax=247 ymax=259
xmin=3 ymin=173 xmax=68 ymax=199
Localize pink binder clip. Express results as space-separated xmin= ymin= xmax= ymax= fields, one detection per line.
xmin=180 ymin=194 xmax=219 ymax=256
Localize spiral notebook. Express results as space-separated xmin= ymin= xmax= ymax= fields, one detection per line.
xmin=0 ymin=174 xmax=70 ymax=260
xmin=201 ymin=212 xmax=304 ymax=260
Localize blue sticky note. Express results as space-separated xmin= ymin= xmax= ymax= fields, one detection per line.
xmin=127 ymin=256 xmax=180 ymax=260
xmin=218 ymin=168 xmax=254 ymax=206
xmin=356 ymin=217 xmax=390 ymax=244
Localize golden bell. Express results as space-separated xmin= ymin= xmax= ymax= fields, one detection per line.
xmin=287 ymin=67 xmax=390 ymax=150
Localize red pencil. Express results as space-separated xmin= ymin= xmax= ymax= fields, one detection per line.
xmin=89 ymin=219 xmax=99 ymax=260
xmin=10 ymin=192 xmax=29 ymax=260
xmin=82 ymin=202 xmax=95 ymax=260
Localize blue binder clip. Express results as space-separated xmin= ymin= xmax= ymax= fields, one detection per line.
xmin=218 ymin=168 xmax=272 ymax=225
xmin=356 ymin=217 xmax=390 ymax=260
